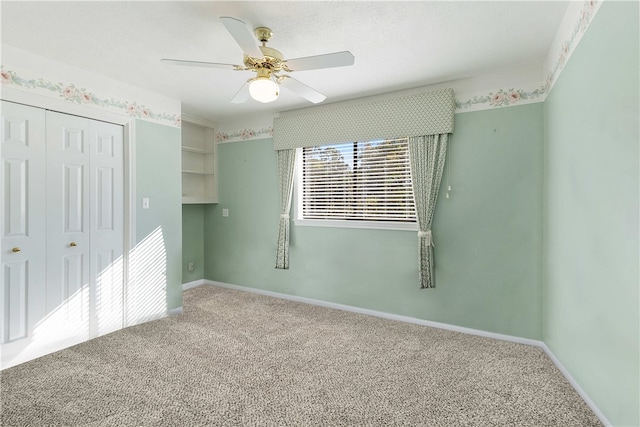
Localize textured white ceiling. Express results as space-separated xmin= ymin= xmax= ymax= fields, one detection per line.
xmin=1 ymin=1 xmax=569 ymax=122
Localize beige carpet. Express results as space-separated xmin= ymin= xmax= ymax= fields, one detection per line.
xmin=1 ymin=285 xmax=602 ymax=426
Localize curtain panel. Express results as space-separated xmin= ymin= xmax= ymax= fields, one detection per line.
xmin=273 ymin=88 xmax=454 ymax=150
xmin=275 ymin=149 xmax=297 ymax=269
xmin=408 ymin=134 xmax=449 ymax=288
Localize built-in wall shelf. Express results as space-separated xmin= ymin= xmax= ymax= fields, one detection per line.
xmin=182 ymin=146 xmax=214 ymax=154
xmin=182 ymin=170 xmax=215 ymax=175
xmin=181 ymin=116 xmax=218 ymax=204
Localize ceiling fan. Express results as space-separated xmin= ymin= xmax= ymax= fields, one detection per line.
xmin=161 ymin=17 xmax=355 ymax=104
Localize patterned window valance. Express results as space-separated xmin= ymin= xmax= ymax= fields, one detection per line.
xmin=273 ymin=88 xmax=454 ymax=150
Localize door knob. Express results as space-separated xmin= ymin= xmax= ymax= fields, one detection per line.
xmin=11 ymin=247 xmax=21 ymax=253
xmin=69 ymin=242 xmax=77 ymax=247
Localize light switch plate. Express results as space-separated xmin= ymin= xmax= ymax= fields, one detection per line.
xmin=142 ymin=198 xmax=150 ymax=209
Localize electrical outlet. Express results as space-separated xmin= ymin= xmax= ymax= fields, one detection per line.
xmin=187 ymin=262 xmax=194 ymax=272
xmin=222 ymin=208 xmax=229 ymax=217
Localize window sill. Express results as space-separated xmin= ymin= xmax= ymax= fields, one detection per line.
xmin=294 ymin=218 xmax=418 ymax=232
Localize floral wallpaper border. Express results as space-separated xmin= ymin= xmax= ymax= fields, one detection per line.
xmin=544 ymin=0 xmax=600 ymax=93
xmin=216 ymin=127 xmax=274 ymax=143
xmin=1 ymin=68 xmax=181 ymax=127
xmin=454 ymin=86 xmax=546 ymax=111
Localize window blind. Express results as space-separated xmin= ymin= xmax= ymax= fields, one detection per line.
xmin=301 ymin=139 xmax=416 ymax=223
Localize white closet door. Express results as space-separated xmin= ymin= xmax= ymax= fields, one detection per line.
xmin=90 ymin=120 xmax=124 ymax=337
xmin=1 ymin=106 xmax=125 ymax=369
xmin=45 ymin=111 xmax=92 ymax=346
xmin=0 ymin=101 xmax=47 ymax=367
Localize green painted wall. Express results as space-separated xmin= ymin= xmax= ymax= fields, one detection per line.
xmin=135 ymin=120 xmax=183 ymax=311
xmin=543 ymin=2 xmax=639 ymax=426
xmin=205 ymin=103 xmax=543 ymax=339
xmin=182 ymin=204 xmax=205 ymax=283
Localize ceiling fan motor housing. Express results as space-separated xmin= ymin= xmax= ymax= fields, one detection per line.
xmin=244 ymin=45 xmax=285 ymax=72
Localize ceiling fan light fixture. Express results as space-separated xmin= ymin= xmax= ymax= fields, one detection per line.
xmin=249 ymin=77 xmax=279 ymax=103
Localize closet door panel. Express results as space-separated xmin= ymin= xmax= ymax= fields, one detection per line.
xmin=45 ymin=111 xmax=91 ymax=343
xmin=0 ymin=101 xmax=47 ymax=367
xmin=90 ymin=120 xmax=124 ymax=336
xmin=3 ymin=260 xmax=27 ymax=341
xmin=3 ymin=158 xmax=28 ymax=237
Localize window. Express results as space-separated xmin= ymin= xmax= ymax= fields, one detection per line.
xmin=296 ymin=138 xmax=416 ymax=230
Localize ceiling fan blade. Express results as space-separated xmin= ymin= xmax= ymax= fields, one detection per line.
xmin=279 ymin=76 xmax=326 ymax=104
xmin=220 ymin=16 xmax=263 ymax=58
xmin=284 ymin=51 xmax=354 ymax=72
xmin=161 ymin=58 xmax=237 ymax=70
xmin=231 ymin=81 xmax=250 ymax=104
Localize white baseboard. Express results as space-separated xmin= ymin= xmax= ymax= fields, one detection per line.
xmin=215 ymin=280 xmax=543 ymax=347
xmin=168 ymin=307 xmax=183 ymax=316
xmin=191 ymin=280 xmax=542 ymax=347
xmin=182 ymin=279 xmax=207 ymax=291
xmin=183 ymin=279 xmax=610 ymax=426
xmin=541 ymin=343 xmax=611 ymax=426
